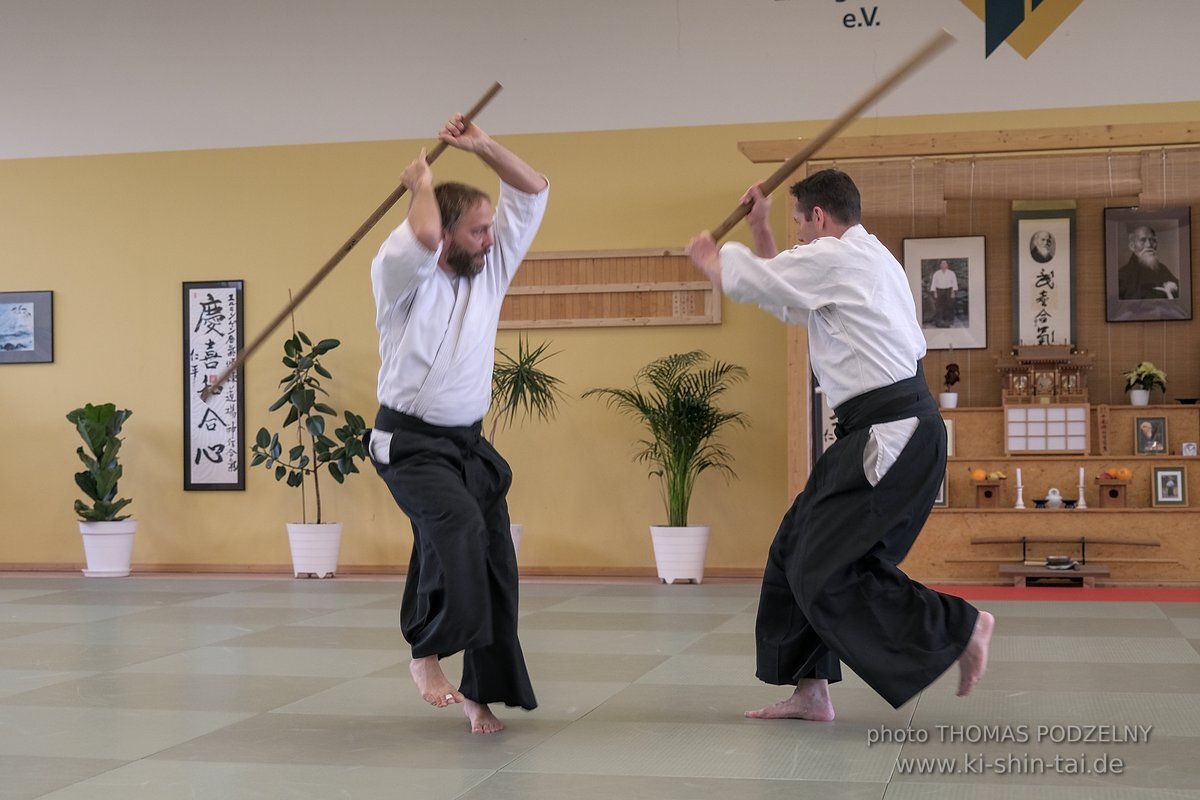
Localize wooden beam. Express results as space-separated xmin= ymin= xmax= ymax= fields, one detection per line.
xmin=738 ymin=121 xmax=1200 ymax=164
xmin=506 ymin=281 xmax=711 ymax=296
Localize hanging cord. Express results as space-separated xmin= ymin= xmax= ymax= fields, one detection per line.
xmin=910 ymin=157 xmax=917 ymax=238
xmin=1161 ymin=148 xmax=1168 ymax=207
xmin=968 ymin=159 xmax=976 ymax=235
xmin=1106 ymin=151 xmax=1114 ymax=198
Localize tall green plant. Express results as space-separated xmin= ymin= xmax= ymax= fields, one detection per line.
xmin=489 ymin=334 xmax=565 ymax=441
xmin=67 ymin=403 xmax=134 ymax=522
xmin=584 ymin=351 xmax=748 ymax=527
xmin=250 ymin=331 xmax=367 ymax=524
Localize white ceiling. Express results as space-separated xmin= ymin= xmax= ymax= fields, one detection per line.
xmin=2 ymin=0 xmax=1197 ymax=159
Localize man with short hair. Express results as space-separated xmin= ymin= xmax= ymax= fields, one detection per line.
xmin=367 ymin=113 xmax=548 ymax=734
xmin=1118 ymin=224 xmax=1180 ymax=300
xmin=686 ymin=169 xmax=993 ymax=719
xmin=928 ymin=259 xmax=958 ymax=327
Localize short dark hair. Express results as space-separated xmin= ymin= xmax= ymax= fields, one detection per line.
xmin=789 ymin=169 xmax=861 ymax=226
xmin=434 ymin=182 xmax=490 ymax=232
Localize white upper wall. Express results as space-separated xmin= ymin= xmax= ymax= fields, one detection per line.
xmin=2 ymin=0 xmax=1196 ymax=159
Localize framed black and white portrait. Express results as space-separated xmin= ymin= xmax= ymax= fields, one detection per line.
xmin=1105 ymin=207 xmax=1192 ymax=322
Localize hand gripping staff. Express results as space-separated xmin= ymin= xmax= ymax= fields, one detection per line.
xmin=708 ymin=30 xmax=955 ymax=242
xmin=201 ymin=82 xmax=504 ymax=399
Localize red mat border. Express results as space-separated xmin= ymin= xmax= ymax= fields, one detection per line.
xmin=931 ymin=585 xmax=1200 ymax=602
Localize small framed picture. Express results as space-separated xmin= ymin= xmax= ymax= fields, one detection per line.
xmin=1134 ymin=416 xmax=1168 ymax=456
xmin=0 ymin=290 xmax=54 ymax=364
xmin=1151 ymin=466 xmax=1187 ymax=507
xmin=1183 ymin=442 xmax=1199 ymax=457
xmin=933 ymin=471 xmax=948 ymax=507
xmin=944 ymin=418 xmax=956 ymax=457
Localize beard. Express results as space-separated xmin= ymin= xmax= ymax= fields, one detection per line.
xmin=444 ymin=240 xmax=488 ymax=278
xmin=1134 ymin=249 xmax=1159 ymax=267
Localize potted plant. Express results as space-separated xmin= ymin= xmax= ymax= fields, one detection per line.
xmin=67 ymin=403 xmax=136 ymax=577
xmin=489 ymin=333 xmax=565 ymax=556
xmin=940 ymin=362 xmax=960 ymax=409
xmin=250 ymin=331 xmax=367 ymax=577
xmin=1123 ymin=361 xmax=1166 ymax=406
xmin=584 ymin=350 xmax=748 ymax=584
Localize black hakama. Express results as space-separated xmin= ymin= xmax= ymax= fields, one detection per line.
xmin=370 ymin=407 xmax=536 ymax=710
xmin=754 ymin=371 xmax=978 ymax=708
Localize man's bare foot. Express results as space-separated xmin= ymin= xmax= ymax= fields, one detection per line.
xmin=745 ymin=679 xmax=835 ymax=721
xmin=409 ymin=656 xmax=463 ymax=708
xmin=957 ymin=611 xmax=994 ymax=697
xmin=463 ymin=699 xmax=505 ymax=734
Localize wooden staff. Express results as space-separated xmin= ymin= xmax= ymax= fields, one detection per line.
xmin=709 ymin=29 xmax=955 ymax=242
xmin=201 ymin=81 xmax=504 ymax=399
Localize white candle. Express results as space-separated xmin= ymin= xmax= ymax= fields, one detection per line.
xmin=1016 ymin=467 xmax=1022 ymax=486
xmin=1079 ymin=467 xmax=1085 ymax=485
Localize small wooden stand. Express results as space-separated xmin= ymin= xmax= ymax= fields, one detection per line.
xmin=975 ymin=480 xmax=1004 ymax=508
xmin=1095 ymin=479 xmax=1129 ymax=509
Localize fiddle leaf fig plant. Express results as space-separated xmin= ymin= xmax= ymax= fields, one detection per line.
xmin=250 ymin=331 xmax=367 ymax=524
xmin=67 ymin=403 xmax=134 ymax=522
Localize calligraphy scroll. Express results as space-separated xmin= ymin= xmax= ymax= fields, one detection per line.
xmin=183 ymin=281 xmax=245 ymax=490
xmin=1012 ymin=208 xmax=1075 ymax=347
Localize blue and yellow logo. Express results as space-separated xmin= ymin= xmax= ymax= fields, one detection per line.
xmin=959 ymin=0 xmax=1085 ymax=58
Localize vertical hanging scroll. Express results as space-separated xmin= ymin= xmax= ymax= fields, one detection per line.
xmin=183 ymin=280 xmax=245 ymax=490
xmin=1012 ymin=207 xmax=1076 ymax=346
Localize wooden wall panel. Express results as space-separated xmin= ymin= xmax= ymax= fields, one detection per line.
xmin=500 ymin=249 xmax=720 ymax=329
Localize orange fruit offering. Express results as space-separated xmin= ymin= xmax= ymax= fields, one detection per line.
xmin=970 ymin=468 xmax=987 ymax=481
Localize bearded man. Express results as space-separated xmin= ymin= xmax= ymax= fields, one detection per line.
xmin=1118 ymin=225 xmax=1180 ymax=300
xmin=367 ymin=113 xmax=548 ymax=734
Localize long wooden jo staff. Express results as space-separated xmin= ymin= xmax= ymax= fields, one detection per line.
xmin=709 ymin=29 xmax=955 ymax=242
xmin=201 ymin=81 xmax=504 ymax=399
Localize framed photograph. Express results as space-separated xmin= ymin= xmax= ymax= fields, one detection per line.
xmin=1105 ymin=207 xmax=1192 ymax=322
xmin=944 ymin=418 xmax=956 ymax=457
xmin=1134 ymin=416 xmax=1168 ymax=456
xmin=0 ymin=290 xmax=53 ymax=364
xmin=1151 ymin=466 xmax=1187 ymax=507
xmin=903 ymin=236 xmax=987 ymax=350
xmin=933 ymin=472 xmax=948 ymax=507
xmin=183 ymin=280 xmax=245 ymax=491
xmin=1183 ymin=442 xmax=1199 ymax=458
xmin=1012 ymin=209 xmax=1075 ymax=346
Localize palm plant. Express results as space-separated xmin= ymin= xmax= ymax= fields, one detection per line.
xmin=490 ymin=333 xmax=565 ymax=441
xmin=250 ymin=331 xmax=367 ymax=524
xmin=584 ymin=350 xmax=748 ymax=527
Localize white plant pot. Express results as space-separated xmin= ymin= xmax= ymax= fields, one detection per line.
xmin=649 ymin=525 xmax=710 ymax=584
xmin=939 ymin=392 xmax=959 ymax=409
xmin=286 ymin=522 xmax=342 ymax=578
xmin=1129 ymin=389 xmax=1150 ymax=406
xmin=79 ymin=520 xmax=137 ymax=577
xmin=509 ymin=523 xmax=523 ymax=559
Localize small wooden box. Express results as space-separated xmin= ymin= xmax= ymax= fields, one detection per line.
xmin=1095 ymin=479 xmax=1129 ymax=508
xmin=975 ymin=480 xmax=1004 ymax=508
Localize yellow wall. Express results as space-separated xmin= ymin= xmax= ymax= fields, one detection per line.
xmin=2 ymin=102 xmax=1196 ymax=573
